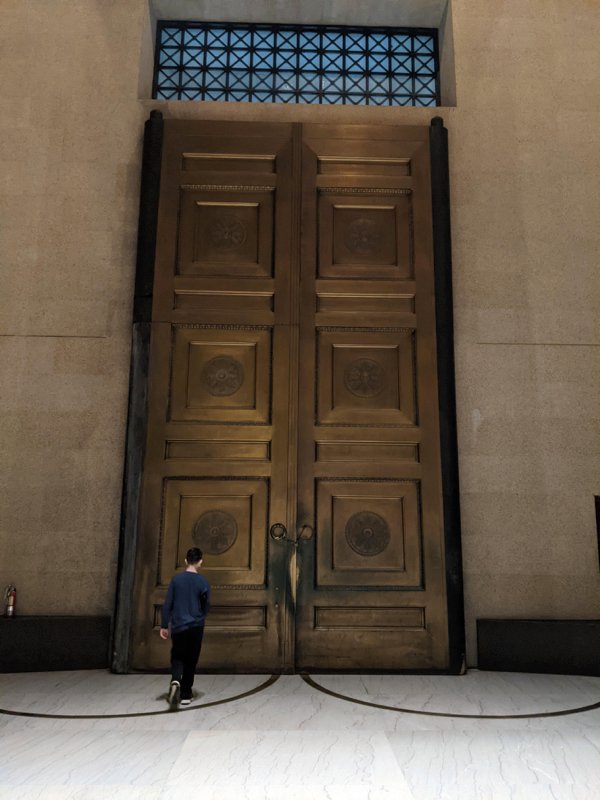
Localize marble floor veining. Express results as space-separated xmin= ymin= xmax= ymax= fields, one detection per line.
xmin=1 ymin=670 xmax=600 ymax=799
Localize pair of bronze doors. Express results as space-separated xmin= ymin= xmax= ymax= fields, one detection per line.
xmin=130 ymin=119 xmax=456 ymax=672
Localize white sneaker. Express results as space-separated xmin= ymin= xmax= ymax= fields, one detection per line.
xmin=180 ymin=697 xmax=192 ymax=706
xmin=168 ymin=680 xmax=180 ymax=709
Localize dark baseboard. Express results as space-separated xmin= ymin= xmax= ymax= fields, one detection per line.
xmin=477 ymin=618 xmax=600 ymax=676
xmin=0 ymin=616 xmax=111 ymax=673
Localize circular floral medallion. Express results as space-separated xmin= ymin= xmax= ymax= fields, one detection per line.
xmin=345 ymin=217 xmax=382 ymax=255
xmin=210 ymin=214 xmax=247 ymax=250
xmin=344 ymin=358 xmax=386 ymax=398
xmin=193 ymin=510 xmax=238 ymax=555
xmin=201 ymin=356 xmax=244 ymax=397
xmin=345 ymin=511 xmax=390 ymax=557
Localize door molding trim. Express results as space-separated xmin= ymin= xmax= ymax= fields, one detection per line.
xmin=429 ymin=116 xmax=465 ymax=674
xmin=112 ymin=110 xmax=164 ymax=673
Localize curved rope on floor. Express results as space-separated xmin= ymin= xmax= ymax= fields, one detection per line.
xmin=302 ymin=674 xmax=600 ymax=720
xmin=0 ymin=674 xmax=280 ymax=720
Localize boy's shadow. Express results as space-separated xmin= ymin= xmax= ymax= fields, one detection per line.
xmin=156 ymin=689 xmax=205 ymax=702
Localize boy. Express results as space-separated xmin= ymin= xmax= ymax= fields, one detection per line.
xmin=160 ymin=546 xmax=210 ymax=709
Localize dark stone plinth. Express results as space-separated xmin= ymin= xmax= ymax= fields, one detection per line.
xmin=0 ymin=616 xmax=110 ymax=672
xmin=477 ymin=619 xmax=600 ymax=676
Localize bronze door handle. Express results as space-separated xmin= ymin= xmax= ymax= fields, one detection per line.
xmin=269 ymin=522 xmax=287 ymax=541
xmin=297 ymin=524 xmax=314 ymax=542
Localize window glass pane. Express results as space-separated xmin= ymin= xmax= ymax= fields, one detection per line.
xmin=367 ymin=53 xmax=389 ymax=73
xmin=160 ymin=27 xmax=182 ymax=45
xmin=299 ymin=31 xmax=320 ymax=50
xmin=298 ymin=73 xmax=320 ymax=92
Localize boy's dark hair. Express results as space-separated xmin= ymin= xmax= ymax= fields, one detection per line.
xmin=186 ymin=547 xmax=203 ymax=564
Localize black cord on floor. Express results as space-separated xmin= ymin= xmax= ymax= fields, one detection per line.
xmin=0 ymin=674 xmax=280 ymax=720
xmin=302 ymin=674 xmax=600 ymax=720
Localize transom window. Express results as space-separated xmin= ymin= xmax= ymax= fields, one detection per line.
xmin=154 ymin=22 xmax=440 ymax=107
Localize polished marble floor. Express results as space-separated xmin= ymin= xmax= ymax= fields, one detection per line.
xmin=1 ymin=669 xmax=600 ymax=799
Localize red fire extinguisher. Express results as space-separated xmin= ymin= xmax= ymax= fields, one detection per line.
xmin=4 ymin=585 xmax=16 ymax=617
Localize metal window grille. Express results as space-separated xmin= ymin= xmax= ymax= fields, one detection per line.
xmin=154 ymin=22 xmax=440 ymax=107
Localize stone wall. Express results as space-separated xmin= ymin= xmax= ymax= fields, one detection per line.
xmin=0 ymin=1 xmax=148 ymax=615
xmin=1 ymin=0 xmax=598 ymax=663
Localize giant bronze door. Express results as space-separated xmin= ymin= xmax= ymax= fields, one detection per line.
xmin=130 ymin=120 xmax=453 ymax=671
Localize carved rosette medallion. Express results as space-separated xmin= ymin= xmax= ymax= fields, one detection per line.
xmin=210 ymin=214 xmax=247 ymax=250
xmin=345 ymin=217 xmax=382 ymax=255
xmin=345 ymin=511 xmax=390 ymax=557
xmin=193 ymin=510 xmax=238 ymax=555
xmin=202 ymin=356 xmax=244 ymax=396
xmin=344 ymin=358 xmax=386 ymax=398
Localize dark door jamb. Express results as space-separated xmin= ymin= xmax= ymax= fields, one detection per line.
xmin=112 ymin=110 xmax=164 ymax=673
xmin=430 ymin=116 xmax=466 ymax=674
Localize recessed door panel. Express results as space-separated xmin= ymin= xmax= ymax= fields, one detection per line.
xmin=317 ymin=329 xmax=416 ymax=426
xmin=159 ymin=478 xmax=268 ymax=587
xmin=319 ymin=191 xmax=414 ymax=278
xmin=177 ymin=187 xmax=274 ymax=277
xmin=316 ymin=479 xmax=422 ymax=588
xmin=169 ymin=325 xmax=271 ymax=424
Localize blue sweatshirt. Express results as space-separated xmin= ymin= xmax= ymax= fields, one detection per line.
xmin=161 ymin=571 xmax=211 ymax=633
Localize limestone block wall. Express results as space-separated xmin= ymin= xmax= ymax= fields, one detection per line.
xmin=0 ymin=1 xmax=148 ymax=614
xmin=0 ymin=0 xmax=598 ymax=663
xmin=449 ymin=0 xmax=600 ymax=659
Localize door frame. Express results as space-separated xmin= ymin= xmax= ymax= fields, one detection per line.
xmin=112 ymin=112 xmax=465 ymax=674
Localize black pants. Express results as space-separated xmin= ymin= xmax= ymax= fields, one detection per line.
xmin=170 ymin=625 xmax=204 ymax=699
